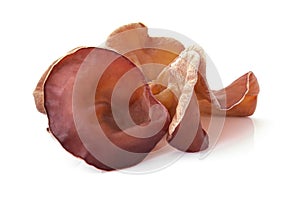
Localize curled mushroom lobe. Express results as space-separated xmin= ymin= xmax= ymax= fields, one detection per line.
xmin=33 ymin=23 xmax=259 ymax=171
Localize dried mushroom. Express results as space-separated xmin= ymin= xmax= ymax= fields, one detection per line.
xmin=33 ymin=22 xmax=259 ymax=171
xmin=36 ymin=47 xmax=170 ymax=170
xmin=106 ymin=23 xmax=259 ymax=152
xmin=106 ymin=23 xmax=259 ymax=118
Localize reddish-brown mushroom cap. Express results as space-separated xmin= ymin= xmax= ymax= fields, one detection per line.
xmin=43 ymin=47 xmax=170 ymax=170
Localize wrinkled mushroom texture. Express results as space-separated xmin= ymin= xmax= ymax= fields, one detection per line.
xmin=106 ymin=23 xmax=260 ymax=118
xmin=105 ymin=22 xmax=260 ymax=152
xmin=33 ymin=47 xmax=85 ymax=114
xmin=149 ymin=47 xmax=209 ymax=152
xmin=106 ymin=23 xmax=210 ymax=152
xmin=106 ymin=23 xmax=185 ymax=81
xmin=43 ymin=47 xmax=170 ymax=170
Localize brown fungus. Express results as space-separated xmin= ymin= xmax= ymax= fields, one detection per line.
xmin=34 ymin=22 xmax=259 ymax=171
xmin=36 ymin=47 xmax=170 ymax=170
xmin=106 ymin=23 xmax=259 ymax=152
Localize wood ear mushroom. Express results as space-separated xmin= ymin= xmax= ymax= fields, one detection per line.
xmin=33 ymin=22 xmax=259 ymax=171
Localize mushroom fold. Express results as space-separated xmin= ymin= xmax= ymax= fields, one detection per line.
xmin=35 ymin=47 xmax=170 ymax=170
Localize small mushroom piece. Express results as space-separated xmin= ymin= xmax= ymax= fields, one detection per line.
xmin=198 ymin=71 xmax=260 ymax=116
xmin=150 ymin=47 xmax=209 ymax=152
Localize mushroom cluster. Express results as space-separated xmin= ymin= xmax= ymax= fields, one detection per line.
xmin=33 ymin=23 xmax=259 ymax=171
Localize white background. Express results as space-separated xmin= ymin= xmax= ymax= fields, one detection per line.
xmin=1 ymin=0 xmax=299 ymax=199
